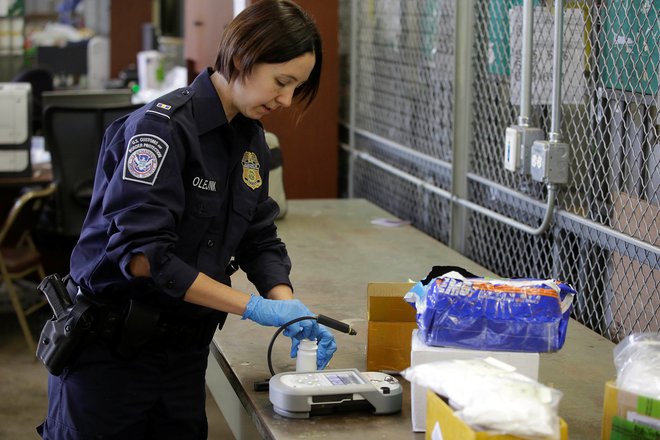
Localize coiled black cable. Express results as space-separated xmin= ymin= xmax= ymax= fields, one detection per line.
xmin=266 ymin=314 xmax=357 ymax=376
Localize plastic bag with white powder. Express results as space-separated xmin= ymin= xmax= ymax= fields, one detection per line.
xmin=614 ymin=332 xmax=660 ymax=400
xmin=401 ymin=357 xmax=562 ymax=439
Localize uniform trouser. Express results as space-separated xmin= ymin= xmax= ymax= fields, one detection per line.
xmin=37 ymin=337 xmax=210 ymax=440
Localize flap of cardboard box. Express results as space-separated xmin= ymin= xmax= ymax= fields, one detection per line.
xmin=367 ymin=282 xmax=416 ymax=322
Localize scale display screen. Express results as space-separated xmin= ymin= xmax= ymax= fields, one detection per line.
xmin=324 ymin=371 xmax=364 ymax=386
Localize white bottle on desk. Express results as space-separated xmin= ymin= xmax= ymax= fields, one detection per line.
xmin=295 ymin=339 xmax=318 ymax=372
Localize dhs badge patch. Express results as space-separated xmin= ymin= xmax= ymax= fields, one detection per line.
xmin=123 ymin=134 xmax=170 ymax=185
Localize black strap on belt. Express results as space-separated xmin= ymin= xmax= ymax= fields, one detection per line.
xmin=115 ymin=300 xmax=160 ymax=358
xmin=65 ymin=277 xmax=220 ymax=358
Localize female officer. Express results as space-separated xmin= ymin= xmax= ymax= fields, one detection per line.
xmin=38 ymin=1 xmax=335 ymax=438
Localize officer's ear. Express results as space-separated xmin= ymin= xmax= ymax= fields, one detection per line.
xmin=232 ymin=56 xmax=243 ymax=74
xmin=231 ymin=56 xmax=248 ymax=83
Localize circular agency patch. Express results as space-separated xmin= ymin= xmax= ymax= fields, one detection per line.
xmin=122 ymin=134 xmax=170 ymax=185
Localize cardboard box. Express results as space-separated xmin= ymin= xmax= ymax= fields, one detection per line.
xmin=366 ymin=282 xmax=417 ymax=372
xmin=601 ymin=381 xmax=660 ymax=440
xmin=411 ymin=329 xmax=540 ymax=432
xmin=426 ymin=390 xmax=568 ymax=440
xmin=609 ymin=192 xmax=660 ymax=340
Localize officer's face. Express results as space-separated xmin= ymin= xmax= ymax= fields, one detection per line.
xmin=230 ymin=52 xmax=316 ymax=120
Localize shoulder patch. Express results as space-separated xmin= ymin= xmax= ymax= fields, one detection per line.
xmin=122 ymin=134 xmax=170 ymax=185
xmin=145 ymin=87 xmax=194 ymax=119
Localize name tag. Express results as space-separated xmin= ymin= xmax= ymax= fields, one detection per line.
xmin=192 ymin=176 xmax=217 ymax=192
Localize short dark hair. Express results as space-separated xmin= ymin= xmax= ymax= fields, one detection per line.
xmin=214 ymin=0 xmax=322 ymax=110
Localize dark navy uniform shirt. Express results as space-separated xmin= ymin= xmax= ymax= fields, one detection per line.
xmin=70 ymin=69 xmax=291 ymax=317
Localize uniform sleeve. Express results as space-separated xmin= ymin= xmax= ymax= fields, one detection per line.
xmin=101 ymin=114 xmax=199 ymax=298
xmin=234 ymin=196 xmax=292 ymax=295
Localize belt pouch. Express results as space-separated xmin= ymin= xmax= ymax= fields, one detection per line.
xmin=115 ymin=299 xmax=160 ymax=358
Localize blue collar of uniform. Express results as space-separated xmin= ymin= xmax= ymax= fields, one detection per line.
xmin=190 ymin=69 xmax=229 ymax=135
xmin=191 ymin=68 xmax=262 ymax=139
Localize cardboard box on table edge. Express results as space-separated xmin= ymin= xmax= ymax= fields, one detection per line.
xmin=411 ymin=329 xmax=540 ymax=432
xmin=366 ymin=282 xmax=417 ymax=372
xmin=601 ymin=380 xmax=660 ymax=440
xmin=426 ymin=390 xmax=568 ymax=440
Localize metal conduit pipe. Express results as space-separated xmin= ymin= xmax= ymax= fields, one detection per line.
xmin=455 ymin=185 xmax=557 ymax=236
xmin=549 ymin=0 xmax=565 ymax=142
xmin=519 ymin=0 xmax=565 ymax=232
xmin=343 ymin=143 xmax=659 ymax=255
xmin=347 ymin=124 xmax=556 ymax=235
xmin=513 ymin=0 xmax=559 ymax=235
xmin=518 ymin=0 xmax=534 ymax=126
xmin=347 ymin=0 xmax=359 ymax=198
xmin=467 ymin=172 xmax=548 ymax=210
xmin=353 ymin=127 xmax=452 ymax=171
xmin=344 ymin=145 xmax=556 ymax=236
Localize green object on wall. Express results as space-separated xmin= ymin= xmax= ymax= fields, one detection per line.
xmin=599 ymin=0 xmax=660 ymax=95
xmin=8 ymin=0 xmax=24 ymax=16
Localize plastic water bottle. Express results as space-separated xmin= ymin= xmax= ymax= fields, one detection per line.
xmin=295 ymin=339 xmax=318 ymax=372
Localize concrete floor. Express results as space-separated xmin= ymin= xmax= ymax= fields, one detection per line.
xmin=0 ymin=305 xmax=235 ymax=439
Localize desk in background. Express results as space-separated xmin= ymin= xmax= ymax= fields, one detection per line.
xmin=206 ymin=199 xmax=615 ymax=440
xmin=0 ymin=162 xmax=52 ymax=220
xmin=0 ymin=162 xmax=52 ymax=186
xmin=0 ymin=136 xmax=52 ymax=218
xmin=0 ymin=158 xmax=72 ymax=276
xmin=41 ymin=89 xmax=133 ymax=109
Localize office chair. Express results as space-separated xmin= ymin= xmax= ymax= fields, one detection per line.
xmin=43 ymin=103 xmax=142 ymax=238
xmin=12 ymin=67 xmax=55 ymax=135
xmin=265 ymin=131 xmax=288 ymax=219
xmin=0 ymin=183 xmax=57 ymax=354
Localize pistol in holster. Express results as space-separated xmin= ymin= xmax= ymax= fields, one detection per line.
xmin=36 ymin=274 xmax=96 ymax=376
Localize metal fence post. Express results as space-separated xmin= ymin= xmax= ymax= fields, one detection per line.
xmin=451 ymin=0 xmax=476 ymax=252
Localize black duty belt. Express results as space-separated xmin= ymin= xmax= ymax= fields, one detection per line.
xmin=65 ymin=278 xmax=219 ymax=358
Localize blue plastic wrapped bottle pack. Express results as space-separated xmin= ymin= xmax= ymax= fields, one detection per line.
xmin=404 ymin=270 xmax=576 ymax=353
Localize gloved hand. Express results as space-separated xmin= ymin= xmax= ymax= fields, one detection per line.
xmin=290 ymin=324 xmax=337 ymax=370
xmin=242 ymin=294 xmax=318 ymax=341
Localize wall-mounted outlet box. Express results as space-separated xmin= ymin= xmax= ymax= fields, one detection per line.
xmin=505 ymin=125 xmax=545 ymax=174
xmin=530 ymin=140 xmax=570 ymax=184
xmin=504 ymin=127 xmax=521 ymax=171
xmin=518 ymin=126 xmax=545 ymax=174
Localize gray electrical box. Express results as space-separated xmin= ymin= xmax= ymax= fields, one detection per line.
xmin=504 ymin=125 xmax=545 ymax=174
xmin=518 ymin=126 xmax=546 ymax=175
xmin=530 ymin=140 xmax=570 ymax=184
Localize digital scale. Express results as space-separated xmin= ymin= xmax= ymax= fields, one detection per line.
xmin=269 ymin=368 xmax=402 ymax=418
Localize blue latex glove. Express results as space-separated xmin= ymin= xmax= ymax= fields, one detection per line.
xmin=242 ymin=295 xmax=319 ymax=341
xmin=290 ymin=324 xmax=337 ymax=370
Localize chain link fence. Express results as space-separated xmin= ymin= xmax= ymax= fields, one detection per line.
xmin=339 ymin=0 xmax=659 ymax=343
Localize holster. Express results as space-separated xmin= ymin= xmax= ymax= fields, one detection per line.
xmin=36 ymin=292 xmax=95 ymax=376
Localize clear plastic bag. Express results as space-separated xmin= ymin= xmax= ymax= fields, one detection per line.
xmin=614 ymin=332 xmax=660 ymax=399
xmin=401 ymin=357 xmax=562 ymax=439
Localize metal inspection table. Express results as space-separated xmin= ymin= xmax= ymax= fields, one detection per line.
xmin=206 ymin=199 xmax=615 ymax=440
